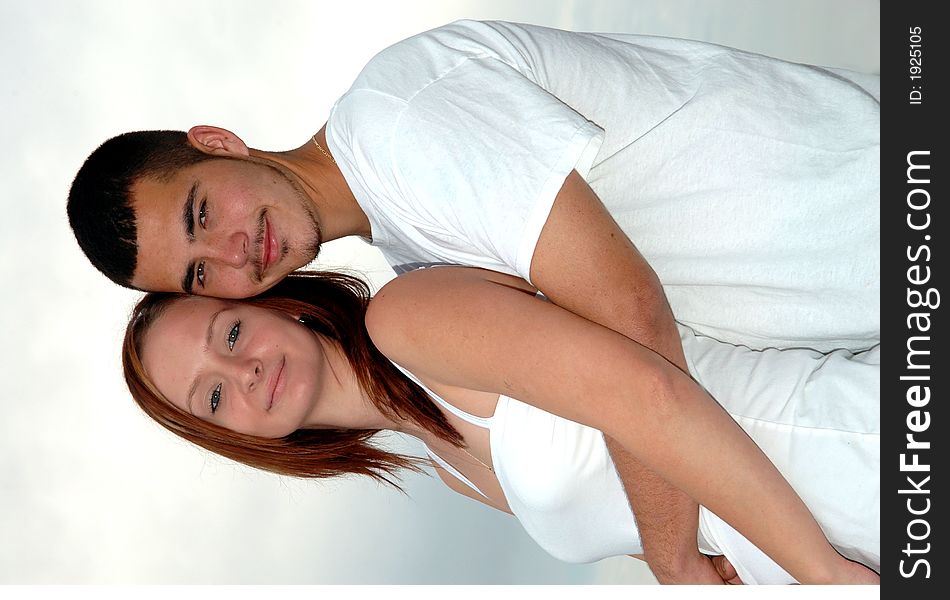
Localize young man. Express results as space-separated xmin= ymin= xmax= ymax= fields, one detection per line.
xmin=69 ymin=21 xmax=879 ymax=582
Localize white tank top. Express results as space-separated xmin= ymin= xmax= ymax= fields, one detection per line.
xmin=396 ymin=363 xmax=642 ymax=563
xmin=395 ymin=363 xmax=800 ymax=583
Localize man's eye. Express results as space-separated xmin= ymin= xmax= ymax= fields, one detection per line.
xmin=210 ymin=383 xmax=222 ymax=414
xmin=196 ymin=262 xmax=206 ymax=287
xmin=198 ymin=200 xmax=208 ymax=228
xmin=227 ymin=321 xmax=241 ymax=351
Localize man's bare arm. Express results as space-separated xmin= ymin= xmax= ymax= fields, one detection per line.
xmin=529 ymin=171 xmax=724 ymax=583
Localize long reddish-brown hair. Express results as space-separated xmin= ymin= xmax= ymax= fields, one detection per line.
xmin=123 ymin=271 xmax=463 ymax=488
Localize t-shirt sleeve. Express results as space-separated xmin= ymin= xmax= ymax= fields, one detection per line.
xmin=378 ymin=56 xmax=604 ymax=282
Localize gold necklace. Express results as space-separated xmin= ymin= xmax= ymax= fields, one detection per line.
xmin=311 ymin=134 xmax=336 ymax=164
xmin=459 ymin=445 xmax=494 ymax=473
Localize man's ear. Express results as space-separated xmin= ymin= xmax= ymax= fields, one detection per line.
xmin=187 ymin=125 xmax=250 ymax=157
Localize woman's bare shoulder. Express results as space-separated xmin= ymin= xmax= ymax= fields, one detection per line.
xmin=366 ymin=267 xmax=535 ymax=351
xmin=376 ymin=266 xmax=535 ymax=298
xmin=364 ymin=264 xmax=665 ymax=433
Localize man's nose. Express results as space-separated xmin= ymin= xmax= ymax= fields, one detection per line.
xmin=208 ymin=231 xmax=249 ymax=268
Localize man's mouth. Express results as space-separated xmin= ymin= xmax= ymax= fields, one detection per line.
xmin=259 ymin=214 xmax=279 ymax=279
xmin=267 ymin=357 xmax=286 ymax=411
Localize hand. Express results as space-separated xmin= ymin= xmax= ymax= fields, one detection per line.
xmin=649 ymin=552 xmax=743 ymax=585
xmin=831 ymin=556 xmax=880 ymax=585
xmin=792 ymin=552 xmax=878 ymax=585
xmin=710 ymin=554 xmax=743 ymax=584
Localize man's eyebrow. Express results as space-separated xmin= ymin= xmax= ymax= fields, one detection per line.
xmin=182 ymin=261 xmax=195 ymax=295
xmin=180 ymin=181 xmax=199 ymax=293
xmin=182 ymin=181 xmax=198 ymax=239
xmin=185 ymin=307 xmax=224 ymax=413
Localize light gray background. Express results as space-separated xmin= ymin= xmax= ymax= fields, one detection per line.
xmin=0 ymin=0 xmax=878 ymax=584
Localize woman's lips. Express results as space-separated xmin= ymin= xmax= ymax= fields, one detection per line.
xmin=267 ymin=357 xmax=285 ymax=411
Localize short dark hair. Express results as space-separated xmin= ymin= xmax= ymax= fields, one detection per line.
xmin=67 ymin=130 xmax=217 ymax=287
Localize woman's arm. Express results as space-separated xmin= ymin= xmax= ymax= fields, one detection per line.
xmin=366 ymin=267 xmax=875 ymax=584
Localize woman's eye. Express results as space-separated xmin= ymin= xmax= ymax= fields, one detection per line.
xmin=196 ymin=262 xmax=206 ymax=287
xmin=227 ymin=321 xmax=241 ymax=351
xmin=210 ymin=383 xmax=222 ymax=414
xmin=198 ymin=200 xmax=208 ymax=228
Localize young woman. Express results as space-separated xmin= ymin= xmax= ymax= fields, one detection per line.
xmin=123 ymin=268 xmax=879 ymax=584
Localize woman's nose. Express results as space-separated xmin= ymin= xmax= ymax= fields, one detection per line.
xmin=240 ymin=358 xmax=264 ymax=393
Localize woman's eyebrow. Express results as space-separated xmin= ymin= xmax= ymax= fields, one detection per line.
xmin=184 ymin=307 xmax=225 ymax=412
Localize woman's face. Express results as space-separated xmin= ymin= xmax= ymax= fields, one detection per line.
xmin=141 ymin=297 xmax=326 ymax=438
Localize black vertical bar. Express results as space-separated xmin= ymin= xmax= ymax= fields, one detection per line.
xmin=882 ymin=1 xmax=945 ymax=594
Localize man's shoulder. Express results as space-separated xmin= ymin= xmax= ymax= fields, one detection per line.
xmin=329 ymin=21 xmax=503 ymax=148
xmin=346 ymin=20 xmax=509 ymax=99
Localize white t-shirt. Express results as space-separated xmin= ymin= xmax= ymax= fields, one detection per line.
xmin=326 ymin=20 xmax=604 ymax=281
xmin=326 ymin=20 xmax=880 ymax=351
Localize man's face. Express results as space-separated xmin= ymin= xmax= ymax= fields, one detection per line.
xmin=131 ymin=157 xmax=322 ymax=298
